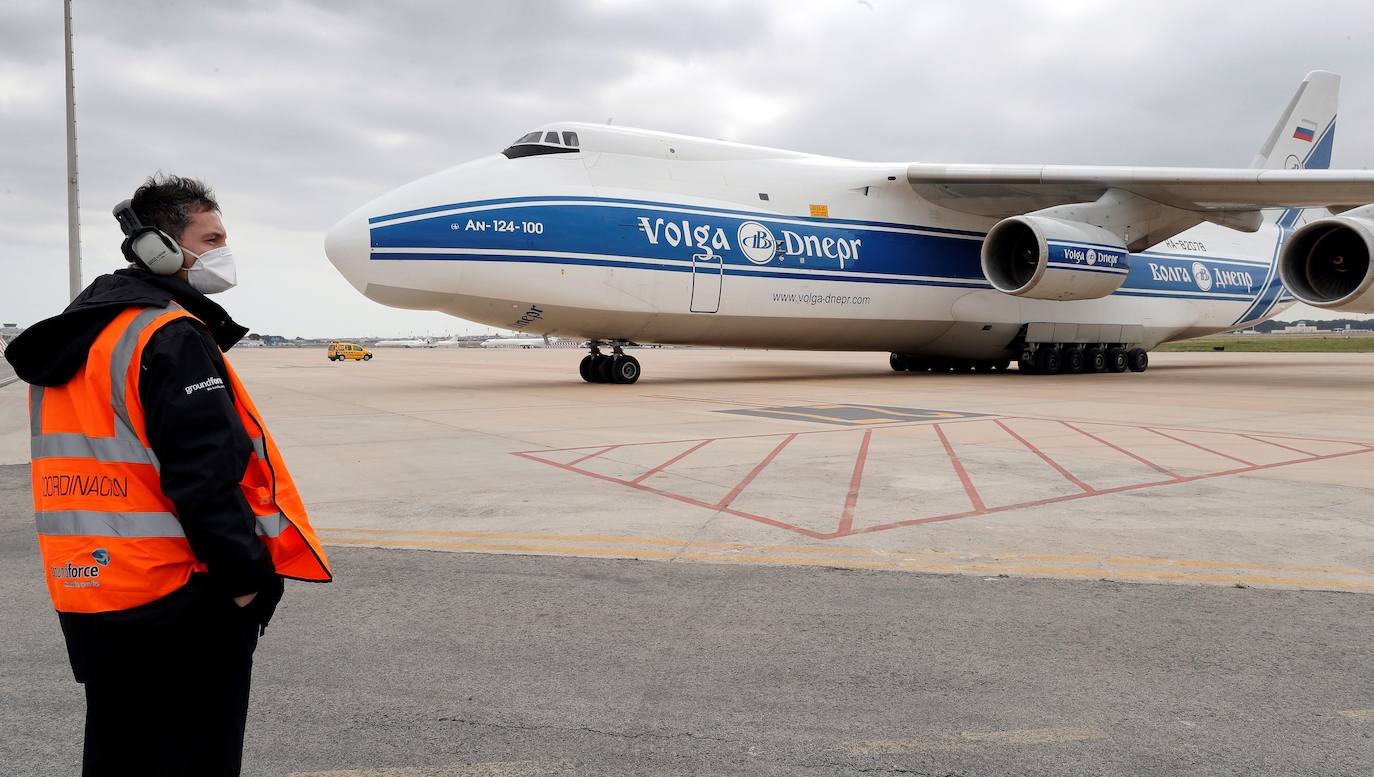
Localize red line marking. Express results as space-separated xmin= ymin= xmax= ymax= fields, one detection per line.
xmin=514 ymin=440 xmax=1374 ymax=540
xmin=716 ymin=434 xmax=797 ymax=509
xmin=1146 ymin=428 xmax=1255 ymax=466
xmin=995 ymin=419 xmax=1094 ymax=493
xmin=934 ymin=423 xmax=985 ymax=512
xmin=847 ymin=445 xmax=1374 ymax=536
xmin=836 ymin=430 xmax=873 ymax=534
xmin=1059 ymin=421 xmax=1180 ymax=479
xmin=568 ymin=445 xmax=620 ymax=466
xmin=509 ymin=414 xmax=1374 ymax=460
xmin=1025 ymin=415 xmax=1374 ymax=449
xmin=630 ymin=439 xmax=714 ymax=484
xmin=512 ymin=413 xmax=1374 ymax=540
xmin=508 ymin=414 xmax=991 ymax=457
xmin=1237 ymin=434 xmax=1320 ymax=457
xmin=510 ymin=447 xmax=828 ymax=538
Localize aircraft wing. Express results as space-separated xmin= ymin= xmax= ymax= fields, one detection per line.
xmin=905 ymin=164 xmax=1374 ymax=219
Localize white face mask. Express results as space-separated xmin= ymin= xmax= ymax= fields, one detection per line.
xmin=184 ymin=246 xmax=237 ymax=294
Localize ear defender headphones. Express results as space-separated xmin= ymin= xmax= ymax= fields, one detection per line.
xmin=113 ymin=199 xmax=185 ymax=276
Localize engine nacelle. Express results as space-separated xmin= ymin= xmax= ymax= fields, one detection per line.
xmin=1277 ymin=215 xmax=1374 ymax=312
xmin=981 ymin=216 xmax=1131 ymax=301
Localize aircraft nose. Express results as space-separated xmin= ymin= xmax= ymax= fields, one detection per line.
xmin=324 ymin=208 xmax=371 ymax=292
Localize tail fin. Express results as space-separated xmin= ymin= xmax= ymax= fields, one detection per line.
xmin=1251 ymin=70 xmax=1339 ymax=170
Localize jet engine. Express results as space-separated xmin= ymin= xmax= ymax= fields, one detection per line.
xmin=980 ymin=216 xmax=1132 ymax=301
xmin=1277 ymin=213 xmax=1374 ymax=312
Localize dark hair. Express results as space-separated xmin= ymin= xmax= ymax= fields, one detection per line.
xmin=129 ymin=174 xmax=219 ymax=241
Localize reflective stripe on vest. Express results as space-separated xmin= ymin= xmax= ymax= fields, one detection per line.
xmin=37 ymin=509 xmax=184 ymax=537
xmin=32 ymin=303 xmax=331 ymax=614
xmin=30 ymin=305 xmax=164 ymax=471
xmin=36 ymin=509 xmax=289 ymax=538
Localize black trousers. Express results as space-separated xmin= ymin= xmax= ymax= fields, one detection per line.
xmin=78 ymin=590 xmax=261 ymax=777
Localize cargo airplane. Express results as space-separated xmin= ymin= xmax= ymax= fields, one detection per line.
xmin=325 ymin=71 xmax=1374 ymax=384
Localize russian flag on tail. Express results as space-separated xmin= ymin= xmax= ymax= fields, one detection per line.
xmin=1293 ymin=120 xmax=1317 ymax=142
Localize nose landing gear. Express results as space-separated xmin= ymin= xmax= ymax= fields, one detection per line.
xmin=580 ymin=341 xmax=641 ymax=384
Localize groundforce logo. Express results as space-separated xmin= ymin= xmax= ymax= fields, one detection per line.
xmin=50 ymin=562 xmax=101 ymax=581
xmin=184 ymin=376 xmax=225 ymax=395
xmin=41 ymin=474 xmax=128 ymax=498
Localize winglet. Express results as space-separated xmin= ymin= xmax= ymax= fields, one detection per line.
xmin=1251 ymin=70 xmax=1339 ymax=170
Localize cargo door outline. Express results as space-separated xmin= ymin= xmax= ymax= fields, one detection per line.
xmin=690 ymin=249 xmax=723 ymax=313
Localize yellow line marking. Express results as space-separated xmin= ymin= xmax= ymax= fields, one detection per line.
xmin=319 ymin=526 xmax=690 ymax=548
xmin=288 ymin=761 xmax=573 ymax=777
xmin=1340 ymin=709 xmax=1374 ymax=721
xmin=316 ymin=528 xmax=1374 ymax=580
xmin=851 ymin=726 xmax=1105 ymax=754
xmin=317 ymin=535 xmax=1374 ymax=591
xmin=1022 ymin=552 xmax=1374 ymax=579
xmin=323 ymin=536 xmax=679 ymax=560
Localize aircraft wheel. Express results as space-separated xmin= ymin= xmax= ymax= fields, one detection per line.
xmin=579 ymin=355 xmax=596 ymax=383
xmin=927 ymin=358 xmax=952 ymax=373
xmin=1063 ymin=347 xmax=1085 ymax=375
xmin=1106 ymin=347 xmax=1128 ymax=373
xmin=1017 ymin=355 xmax=1037 ymax=374
xmin=889 ymin=353 xmax=908 ymax=372
xmin=973 ymin=361 xmax=995 ymax=373
xmin=611 ymin=355 xmax=641 ymax=384
xmin=1128 ymin=348 xmax=1150 ymax=373
xmin=992 ymin=360 xmax=1012 ymax=372
xmin=951 ymin=360 xmax=974 ymax=373
xmin=595 ymin=354 xmax=616 ymax=383
xmin=1084 ymin=348 xmax=1107 ymax=373
xmin=1035 ymin=347 xmax=1061 ymax=375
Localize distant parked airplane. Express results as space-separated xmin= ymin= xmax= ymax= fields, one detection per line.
xmin=373 ymin=338 xmax=432 ymax=348
xmin=481 ymin=336 xmax=549 ymax=348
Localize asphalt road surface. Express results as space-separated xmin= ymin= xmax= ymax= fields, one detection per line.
xmin=1 ymin=463 xmax=1370 ymax=776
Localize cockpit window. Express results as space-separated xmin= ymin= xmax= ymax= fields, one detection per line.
xmin=502 ymin=128 xmax=582 ymax=159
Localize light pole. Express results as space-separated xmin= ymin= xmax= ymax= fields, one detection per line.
xmin=64 ymin=0 xmax=82 ymax=300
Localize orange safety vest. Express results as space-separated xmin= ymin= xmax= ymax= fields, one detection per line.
xmin=30 ymin=303 xmax=332 ymax=613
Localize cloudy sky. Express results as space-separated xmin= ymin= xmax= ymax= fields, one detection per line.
xmin=4 ymin=0 xmax=1374 ymax=337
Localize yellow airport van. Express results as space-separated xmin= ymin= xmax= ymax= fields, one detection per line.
xmin=328 ymin=342 xmax=372 ymax=361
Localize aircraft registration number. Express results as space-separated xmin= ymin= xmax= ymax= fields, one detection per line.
xmin=451 ymin=219 xmax=545 ymax=234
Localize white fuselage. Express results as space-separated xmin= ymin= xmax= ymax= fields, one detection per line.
xmin=325 ymin=124 xmax=1297 ymax=359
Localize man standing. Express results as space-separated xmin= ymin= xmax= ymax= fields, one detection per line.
xmin=6 ymin=175 xmax=332 ymax=775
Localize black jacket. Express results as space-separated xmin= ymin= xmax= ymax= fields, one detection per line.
xmin=8 ymin=270 xmax=283 ymax=680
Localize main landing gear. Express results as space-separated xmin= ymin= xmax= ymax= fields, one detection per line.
xmin=580 ymin=341 xmax=641 ymax=384
xmin=1015 ymin=344 xmax=1149 ymax=375
xmin=890 ymin=344 xmax=1150 ymax=376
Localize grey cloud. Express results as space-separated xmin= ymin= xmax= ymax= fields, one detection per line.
xmin=3 ymin=0 xmax=1374 ymax=335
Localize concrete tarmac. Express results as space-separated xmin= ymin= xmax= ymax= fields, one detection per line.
xmin=7 ymin=348 xmax=1366 ymax=591
xmin=1 ymin=488 xmax=1371 ymax=776
xmin=2 ymin=348 xmax=1373 ymax=774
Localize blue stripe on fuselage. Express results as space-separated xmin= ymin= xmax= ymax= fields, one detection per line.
xmin=368 ymin=197 xmax=1273 ymax=303
xmin=368 ymin=194 xmax=988 ymax=237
